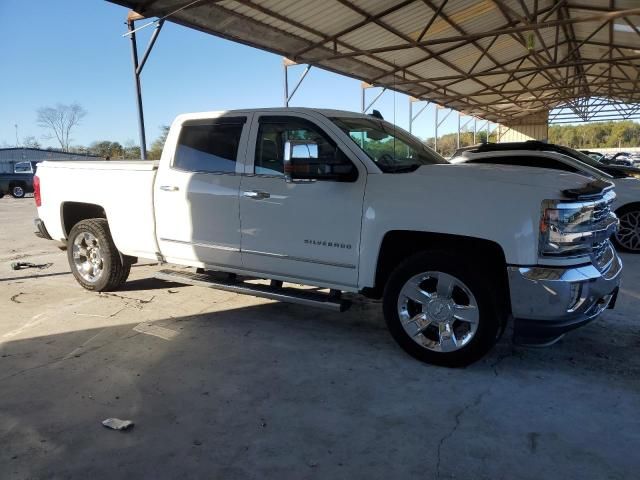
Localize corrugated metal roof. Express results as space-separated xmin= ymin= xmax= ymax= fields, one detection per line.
xmin=107 ymin=0 xmax=640 ymax=122
xmin=0 ymin=148 xmax=101 ymax=174
xmin=0 ymin=148 xmax=101 ymax=163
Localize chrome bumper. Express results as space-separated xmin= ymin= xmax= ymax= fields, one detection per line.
xmin=507 ymin=243 xmax=622 ymax=345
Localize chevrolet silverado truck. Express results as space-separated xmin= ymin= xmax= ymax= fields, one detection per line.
xmin=33 ymin=108 xmax=622 ymax=367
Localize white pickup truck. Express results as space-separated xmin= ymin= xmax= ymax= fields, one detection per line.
xmin=33 ymin=108 xmax=622 ymax=367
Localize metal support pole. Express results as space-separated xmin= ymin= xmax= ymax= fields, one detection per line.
xmin=409 ymin=98 xmax=429 ymax=136
xmin=457 ymin=112 xmax=461 ymax=149
xmin=473 ymin=118 xmax=477 ymax=144
xmin=409 ymin=98 xmax=413 ymax=134
xmin=434 ymin=107 xmax=438 ymax=152
xmin=286 ymin=65 xmax=311 ymax=106
xmin=486 ymin=121 xmax=490 ymax=143
xmin=362 ymin=86 xmax=386 ymax=114
xmin=128 ymin=19 xmax=147 ymax=160
xmin=283 ymin=62 xmax=289 ymax=107
xmin=136 ymin=20 xmax=164 ymax=75
xmin=361 ymin=84 xmax=365 ymax=113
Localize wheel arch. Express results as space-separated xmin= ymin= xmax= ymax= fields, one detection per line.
xmin=615 ymin=201 xmax=640 ymax=215
xmin=365 ymin=230 xmax=510 ymax=308
xmin=60 ymin=202 xmax=107 ymax=237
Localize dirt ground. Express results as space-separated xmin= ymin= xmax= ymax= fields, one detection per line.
xmin=1 ymin=196 xmax=639 ymax=479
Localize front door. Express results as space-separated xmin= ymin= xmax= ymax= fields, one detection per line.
xmin=239 ymin=113 xmax=366 ymax=289
xmin=155 ymin=114 xmax=251 ymax=268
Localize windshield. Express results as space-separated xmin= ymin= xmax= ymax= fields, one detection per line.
xmin=331 ymin=116 xmax=448 ymax=173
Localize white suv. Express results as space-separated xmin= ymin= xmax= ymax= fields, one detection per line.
xmin=452 ymin=146 xmax=640 ymax=253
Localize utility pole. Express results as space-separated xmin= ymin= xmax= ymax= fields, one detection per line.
xmin=14 ymin=124 xmax=19 ymax=147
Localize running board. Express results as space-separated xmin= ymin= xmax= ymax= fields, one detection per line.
xmin=154 ymin=269 xmax=351 ymax=312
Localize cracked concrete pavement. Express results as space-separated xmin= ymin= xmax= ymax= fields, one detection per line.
xmin=1 ymin=197 xmax=639 ymax=479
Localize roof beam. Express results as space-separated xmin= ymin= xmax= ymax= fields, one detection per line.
xmin=332 ymin=0 xmax=518 ymax=108
xmin=391 ymin=54 xmax=640 ymax=83
xmin=313 ymin=7 xmax=640 ymax=61
xmin=290 ymin=0 xmax=416 ymax=59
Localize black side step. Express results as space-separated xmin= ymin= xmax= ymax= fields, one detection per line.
xmin=154 ymin=269 xmax=351 ymax=312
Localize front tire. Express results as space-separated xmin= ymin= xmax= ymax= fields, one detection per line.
xmin=11 ymin=185 xmax=25 ymax=198
xmin=67 ymin=219 xmax=130 ymax=292
xmin=383 ymin=251 xmax=504 ymax=367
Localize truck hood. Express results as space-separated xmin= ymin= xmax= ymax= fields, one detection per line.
xmin=415 ymin=163 xmax=602 ymax=194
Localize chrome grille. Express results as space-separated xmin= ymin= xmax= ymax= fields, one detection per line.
xmin=593 ymin=199 xmax=612 ymax=225
xmin=592 ymin=241 xmax=615 ymax=272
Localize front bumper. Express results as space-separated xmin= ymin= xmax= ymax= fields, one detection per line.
xmin=508 ymin=244 xmax=622 ymax=345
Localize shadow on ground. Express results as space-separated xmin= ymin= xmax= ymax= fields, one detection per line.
xmin=1 ymin=298 xmax=639 ymax=479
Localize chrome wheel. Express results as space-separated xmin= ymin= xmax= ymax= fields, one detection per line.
xmin=616 ymin=210 xmax=640 ymax=251
xmin=397 ymin=271 xmax=479 ymax=353
xmin=12 ymin=186 xmax=24 ymax=198
xmin=72 ymin=232 xmax=104 ymax=283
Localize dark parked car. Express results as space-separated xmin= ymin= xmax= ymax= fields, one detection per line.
xmin=602 ymin=152 xmax=635 ymax=167
xmin=0 ymin=161 xmax=37 ymax=198
xmin=580 ymin=150 xmax=605 ymax=162
xmin=453 ymin=141 xmax=640 ymax=179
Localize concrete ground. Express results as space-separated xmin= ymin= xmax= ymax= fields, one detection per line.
xmin=1 ymin=197 xmax=639 ymax=480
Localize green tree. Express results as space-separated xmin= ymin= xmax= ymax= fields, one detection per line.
xmin=148 ymin=125 xmax=170 ymax=160
xmin=89 ymin=141 xmax=124 ymax=159
xmin=549 ymin=120 xmax=640 ymax=148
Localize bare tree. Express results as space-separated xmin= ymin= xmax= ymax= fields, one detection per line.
xmin=22 ymin=136 xmax=41 ymax=149
xmin=37 ymin=103 xmax=87 ymax=151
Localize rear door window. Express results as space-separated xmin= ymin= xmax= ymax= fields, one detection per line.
xmin=174 ymin=117 xmax=246 ymax=173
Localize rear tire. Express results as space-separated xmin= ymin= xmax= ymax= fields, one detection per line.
xmin=11 ymin=185 xmax=25 ymax=198
xmin=67 ymin=219 xmax=130 ymax=291
xmin=383 ymin=250 xmax=504 ymax=367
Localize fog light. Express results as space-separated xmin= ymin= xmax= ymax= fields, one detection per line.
xmin=567 ymin=282 xmax=583 ymax=312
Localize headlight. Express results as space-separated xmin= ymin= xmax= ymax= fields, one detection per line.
xmin=539 ymin=194 xmax=618 ymax=258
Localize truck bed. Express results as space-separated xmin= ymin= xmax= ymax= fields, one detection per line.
xmin=37 ymin=160 xmax=159 ymax=171
xmin=36 ymin=160 xmax=160 ymax=260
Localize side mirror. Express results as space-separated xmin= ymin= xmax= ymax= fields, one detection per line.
xmin=284 ymin=140 xmax=357 ymax=183
xmin=284 ymin=140 xmax=319 ymax=183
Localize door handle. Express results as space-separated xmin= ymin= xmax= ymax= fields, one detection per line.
xmin=160 ymin=185 xmax=179 ymax=192
xmin=243 ymin=190 xmax=270 ymax=200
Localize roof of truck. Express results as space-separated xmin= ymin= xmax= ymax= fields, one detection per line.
xmin=178 ymin=107 xmax=378 ymax=119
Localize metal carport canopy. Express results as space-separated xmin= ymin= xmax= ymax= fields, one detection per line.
xmin=108 ymin=0 xmax=640 ymax=123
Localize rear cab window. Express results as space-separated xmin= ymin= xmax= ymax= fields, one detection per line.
xmin=173 ymin=117 xmax=246 ymax=173
xmin=14 ymin=162 xmax=34 ymax=174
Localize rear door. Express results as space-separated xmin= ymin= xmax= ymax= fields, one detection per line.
xmin=238 ymin=113 xmax=366 ymax=289
xmin=155 ymin=114 xmax=251 ymax=267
